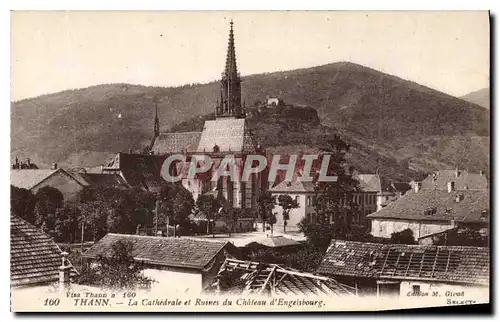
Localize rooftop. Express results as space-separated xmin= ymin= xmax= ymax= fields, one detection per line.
xmin=210 ymin=258 xmax=355 ymax=296
xmin=69 ymin=172 xmax=129 ymax=189
xmin=103 ymin=153 xmax=170 ymax=191
xmin=317 ymin=240 xmax=489 ymax=285
xmin=197 ymin=119 xmax=256 ymax=153
xmin=10 ymin=168 xmax=75 ymax=190
xmin=245 ymin=235 xmax=302 ymax=248
xmin=421 ymin=169 xmax=488 ymax=191
xmin=367 ymin=189 xmax=489 ymax=223
xmin=82 ymin=233 xmax=237 ymax=270
xmin=151 ymin=132 xmax=202 ymax=155
xmin=10 ymin=215 xmax=78 ymax=287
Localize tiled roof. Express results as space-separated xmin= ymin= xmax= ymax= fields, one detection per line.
xmin=10 ymin=169 xmax=73 ymax=190
xmin=245 ymin=236 xmax=302 ymax=248
xmin=103 ymin=153 xmax=170 ymax=192
xmin=421 ymin=170 xmax=488 ymax=190
xmin=367 ymin=189 xmax=489 ymax=223
xmin=151 ymin=132 xmax=202 ymax=155
xmin=197 ymin=119 xmax=256 ymax=153
xmin=269 ymin=176 xmax=315 ymax=193
xmin=82 ymin=233 xmax=236 ymax=270
xmin=317 ymin=240 xmax=489 ymax=285
xmin=69 ymin=172 xmax=129 ymax=189
xmin=10 ymin=215 xmax=78 ymax=287
xmin=210 ymin=258 xmax=355 ymax=296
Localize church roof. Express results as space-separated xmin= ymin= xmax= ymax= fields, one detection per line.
xmin=197 ymin=118 xmax=256 ymax=153
xmin=151 ymin=132 xmax=202 ymax=155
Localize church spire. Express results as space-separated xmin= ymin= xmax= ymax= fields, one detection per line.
xmin=216 ymin=20 xmax=243 ymax=119
xmin=224 ymin=20 xmax=238 ymax=79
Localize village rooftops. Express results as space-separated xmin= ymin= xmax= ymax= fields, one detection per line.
xmin=10 ymin=168 xmax=77 ymax=190
xmin=68 ymin=172 xmax=129 ymax=189
xmin=210 ymin=258 xmax=355 ymax=296
xmin=269 ymin=175 xmax=315 ymax=193
xmin=367 ymin=189 xmax=489 ymax=223
xmin=82 ymin=233 xmax=239 ymax=271
xmin=102 ymin=153 xmax=170 ymax=191
xmin=317 ymin=240 xmax=489 ymax=286
xmin=10 ymin=215 xmax=78 ymax=287
xmin=421 ymin=169 xmax=488 ymax=191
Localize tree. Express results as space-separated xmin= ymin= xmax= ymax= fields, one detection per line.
xmin=10 ymin=185 xmax=37 ymax=224
xmin=34 ymin=186 xmax=64 ymax=232
xmin=268 ymin=212 xmax=277 ymax=235
xmin=300 ymin=134 xmax=362 ymax=250
xmin=277 ymin=195 xmax=299 ymax=233
xmin=53 ymin=203 xmax=80 ymax=243
xmin=256 ymin=191 xmax=276 ymax=232
xmin=78 ymin=240 xmax=155 ymax=290
xmin=195 ymin=194 xmax=221 ymax=236
xmin=75 ymin=186 xmax=155 ymax=240
xmin=390 ymin=228 xmax=416 ymax=245
xmin=158 ymin=183 xmax=194 ymax=237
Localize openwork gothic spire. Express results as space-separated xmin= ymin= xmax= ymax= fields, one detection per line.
xmin=216 ymin=20 xmax=244 ymax=119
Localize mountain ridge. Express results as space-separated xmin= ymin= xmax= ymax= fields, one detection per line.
xmin=11 ymin=62 xmax=490 ymax=179
xmin=460 ymin=87 xmax=490 ymax=109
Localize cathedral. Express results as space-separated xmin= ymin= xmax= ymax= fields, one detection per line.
xmin=149 ymin=21 xmax=264 ymax=209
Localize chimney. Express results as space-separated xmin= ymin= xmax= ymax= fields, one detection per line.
xmin=455 ymin=168 xmax=460 ymax=177
xmin=100 ymin=164 xmax=104 ymax=173
xmin=455 ymin=193 xmax=463 ymax=203
xmin=51 ymin=162 xmax=58 ymax=170
xmin=447 ymin=181 xmax=455 ymax=193
xmin=58 ymin=251 xmax=71 ymax=289
xmin=129 ymin=148 xmax=132 ymax=154
xmin=479 ymin=170 xmax=484 ymax=176
xmin=413 ymin=182 xmax=422 ymax=193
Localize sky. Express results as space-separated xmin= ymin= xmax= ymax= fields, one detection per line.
xmin=11 ymin=11 xmax=490 ymax=101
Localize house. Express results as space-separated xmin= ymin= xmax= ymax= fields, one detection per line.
xmin=367 ymin=170 xmax=489 ymax=240
xmin=81 ymin=233 xmax=240 ymax=293
xmin=355 ymin=174 xmax=410 ymax=216
xmin=101 ymin=153 xmax=170 ymax=192
xmin=11 ymin=167 xmax=85 ymax=201
xmin=208 ymin=258 xmax=355 ymax=296
xmin=10 ymin=214 xmax=78 ymax=289
xmin=266 ymin=96 xmax=284 ymax=107
xmin=317 ymin=240 xmax=489 ymax=297
xmin=269 ymin=175 xmax=315 ymax=233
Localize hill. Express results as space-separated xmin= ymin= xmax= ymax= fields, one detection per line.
xmin=461 ymin=88 xmax=490 ymax=109
xmin=11 ymin=62 xmax=490 ymax=180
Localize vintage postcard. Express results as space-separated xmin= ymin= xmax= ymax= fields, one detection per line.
xmin=10 ymin=11 xmax=490 ymax=312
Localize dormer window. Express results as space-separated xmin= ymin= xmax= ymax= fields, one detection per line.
xmin=213 ymin=144 xmax=220 ymax=153
xmin=481 ymin=210 xmax=488 ymax=219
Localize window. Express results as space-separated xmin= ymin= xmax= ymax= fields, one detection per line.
xmin=295 ymin=196 xmax=300 ymax=205
xmin=412 ymin=285 xmax=421 ymax=295
xmin=306 ymin=196 xmax=312 ymax=206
